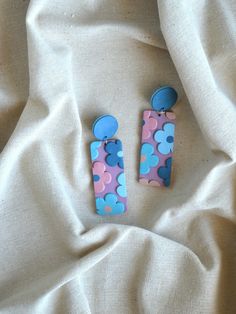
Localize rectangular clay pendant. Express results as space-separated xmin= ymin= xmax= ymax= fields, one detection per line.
xmin=90 ymin=139 xmax=127 ymax=215
xmin=139 ymin=110 xmax=176 ymax=187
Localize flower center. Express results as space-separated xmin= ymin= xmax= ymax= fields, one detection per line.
xmin=105 ymin=206 xmax=112 ymax=212
xmin=141 ymin=155 xmax=146 ymax=162
xmin=93 ymin=175 xmax=100 ymax=182
xmin=166 ymin=135 xmax=174 ymax=143
xmin=117 ymin=150 xmax=123 ymax=158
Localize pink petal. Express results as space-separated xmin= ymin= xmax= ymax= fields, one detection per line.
xmin=148 ymin=180 xmax=161 ymax=187
xmin=143 ymin=111 xmax=151 ymax=120
xmin=139 ymin=178 xmax=149 ymax=185
xmin=102 ymin=171 xmax=112 ymax=184
xmin=166 ymin=112 xmax=176 ymax=120
xmin=142 ymin=127 xmax=151 ymax=140
xmin=148 ymin=117 xmax=158 ymax=130
xmin=94 ymin=180 xmax=105 ymax=193
xmin=93 ymin=161 xmax=105 ymax=175
xmin=139 ymin=178 xmax=161 ymax=187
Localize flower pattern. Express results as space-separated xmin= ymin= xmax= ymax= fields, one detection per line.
xmin=116 ymin=172 xmax=127 ymax=197
xmin=105 ymin=140 xmax=124 ymax=168
xmin=142 ymin=111 xmax=158 ymax=140
xmin=92 ymin=161 xmax=112 ymax=193
xmin=90 ymin=139 xmax=127 ymax=215
xmin=96 ymin=193 xmax=125 ymax=215
xmin=158 ymin=157 xmax=172 ymax=187
xmin=140 ymin=143 xmax=159 ymax=175
xmin=154 ymin=122 xmax=175 ymax=155
xmin=90 ymin=141 xmax=101 ymax=161
xmin=139 ymin=105 xmax=176 ymax=187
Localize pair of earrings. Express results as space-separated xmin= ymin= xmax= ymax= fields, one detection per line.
xmin=90 ymin=86 xmax=177 ymax=216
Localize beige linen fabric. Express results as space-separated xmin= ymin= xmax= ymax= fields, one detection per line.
xmin=0 ymin=0 xmax=236 ymax=313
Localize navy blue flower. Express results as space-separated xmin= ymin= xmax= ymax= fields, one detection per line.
xmin=105 ymin=140 xmax=124 ymax=168
xmin=158 ymin=157 xmax=172 ymax=187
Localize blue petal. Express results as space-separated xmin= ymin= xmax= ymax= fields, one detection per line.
xmin=117 ymin=172 xmax=125 ymax=185
xmin=150 ymin=154 xmax=159 ymax=167
xmin=154 ymin=130 xmax=166 ymax=144
xmin=115 ymin=140 xmax=122 ymax=150
xmin=116 ymin=173 xmax=127 ymax=198
xmin=157 ymin=142 xmax=172 ymax=155
xmin=140 ymin=161 xmax=150 ymax=175
xmin=106 ymin=154 xmax=119 ymax=167
xmin=164 ymin=177 xmax=171 ymax=187
xmin=96 ymin=197 xmax=105 ymax=212
xmin=105 ymin=193 xmax=118 ymax=206
xmin=105 ymin=141 xmax=117 ymax=154
xmin=118 ymin=158 xmax=124 ymax=169
xmin=106 ymin=193 xmax=125 ymax=214
xmin=112 ymin=201 xmax=125 ymax=215
xmin=90 ymin=141 xmax=101 ymax=161
xmin=158 ymin=158 xmax=172 ymax=186
xmin=141 ymin=143 xmax=154 ymax=155
xmin=163 ymin=123 xmax=175 ymax=137
xmin=105 ymin=140 xmax=122 ymax=154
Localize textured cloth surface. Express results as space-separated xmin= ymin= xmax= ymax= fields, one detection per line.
xmin=0 ymin=0 xmax=236 ymax=313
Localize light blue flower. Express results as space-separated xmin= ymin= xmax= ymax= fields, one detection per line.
xmin=154 ymin=123 xmax=175 ymax=155
xmin=96 ymin=193 xmax=125 ymax=216
xmin=140 ymin=143 xmax=159 ymax=175
xmin=90 ymin=141 xmax=102 ymax=161
xmin=116 ymin=172 xmax=127 ymax=198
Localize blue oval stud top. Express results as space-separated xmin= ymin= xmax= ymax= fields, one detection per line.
xmin=150 ymin=86 xmax=178 ymax=111
xmin=92 ymin=115 xmax=118 ymax=140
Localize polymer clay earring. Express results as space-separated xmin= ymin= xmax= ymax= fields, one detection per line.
xmin=139 ymin=86 xmax=177 ymax=187
xmin=90 ymin=115 xmax=127 ymax=215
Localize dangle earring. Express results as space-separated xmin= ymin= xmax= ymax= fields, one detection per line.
xmin=139 ymin=86 xmax=177 ymax=187
xmin=90 ymin=115 xmax=127 ymax=215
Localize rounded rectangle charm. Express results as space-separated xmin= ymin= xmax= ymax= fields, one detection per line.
xmin=139 ymin=110 xmax=176 ymax=187
xmin=90 ymin=139 xmax=127 ymax=215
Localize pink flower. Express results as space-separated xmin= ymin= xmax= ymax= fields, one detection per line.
xmin=92 ymin=162 xmax=112 ymax=193
xmin=142 ymin=111 xmax=158 ymax=140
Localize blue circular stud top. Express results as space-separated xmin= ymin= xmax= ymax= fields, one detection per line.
xmin=150 ymin=86 xmax=178 ymax=111
xmin=92 ymin=115 xmax=118 ymax=140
